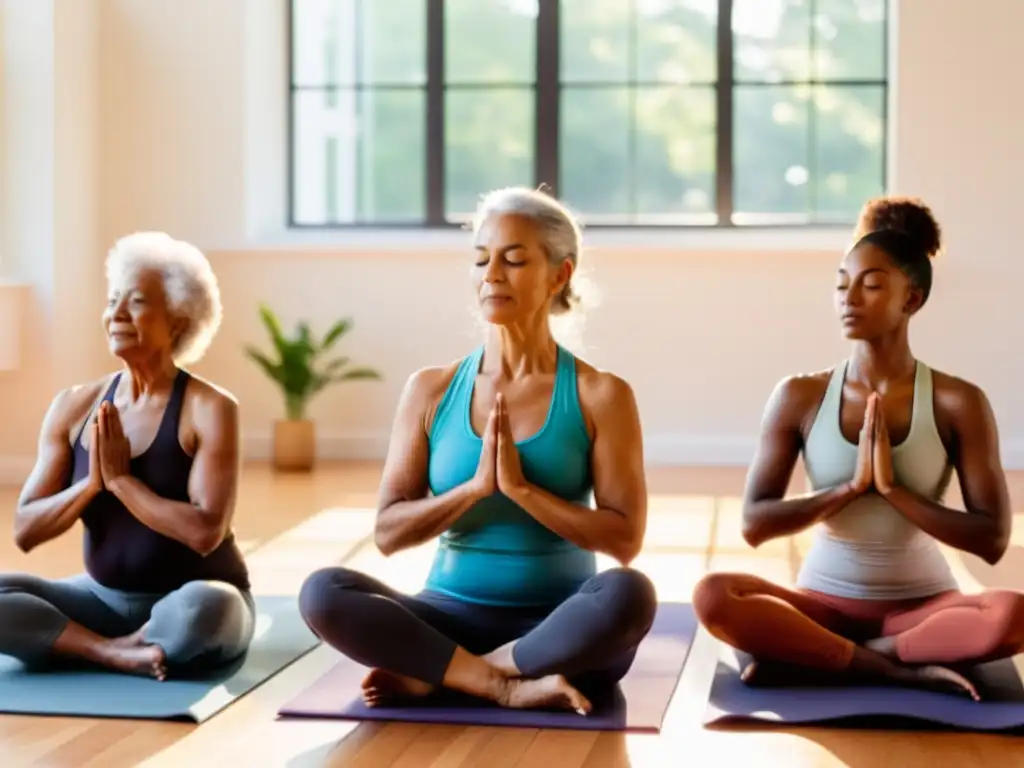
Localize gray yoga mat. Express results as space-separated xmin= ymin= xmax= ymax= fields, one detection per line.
xmin=0 ymin=595 xmax=318 ymax=723
xmin=704 ymin=648 xmax=1024 ymax=733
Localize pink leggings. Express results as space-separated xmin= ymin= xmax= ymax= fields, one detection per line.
xmin=693 ymin=572 xmax=1024 ymax=671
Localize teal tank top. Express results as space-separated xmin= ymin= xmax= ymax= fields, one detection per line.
xmin=424 ymin=344 xmax=595 ymax=607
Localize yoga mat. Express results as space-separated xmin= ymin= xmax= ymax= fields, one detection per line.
xmin=0 ymin=595 xmax=319 ymax=723
xmin=704 ymin=648 xmax=1024 ymax=733
xmin=277 ymin=602 xmax=696 ymax=732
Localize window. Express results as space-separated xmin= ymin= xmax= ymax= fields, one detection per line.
xmin=289 ymin=0 xmax=888 ymax=228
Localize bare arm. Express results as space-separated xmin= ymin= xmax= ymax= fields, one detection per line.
xmin=374 ymin=368 xmax=488 ymax=556
xmin=14 ymin=389 xmax=102 ymax=553
xmin=505 ymin=373 xmax=648 ymax=565
xmin=742 ymin=376 xmax=861 ymax=548
xmin=107 ymin=388 xmax=241 ymax=556
xmin=882 ymin=382 xmax=1011 ymax=565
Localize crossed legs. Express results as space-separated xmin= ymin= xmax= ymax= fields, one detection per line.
xmin=693 ymin=571 xmax=1024 ymax=698
xmin=298 ymin=566 xmax=658 ymax=712
xmin=0 ymin=573 xmax=256 ymax=679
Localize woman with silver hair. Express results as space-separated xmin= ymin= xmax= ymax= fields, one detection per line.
xmin=0 ymin=232 xmax=253 ymax=680
xmin=299 ymin=187 xmax=656 ymax=715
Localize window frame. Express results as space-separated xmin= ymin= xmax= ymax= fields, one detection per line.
xmin=286 ymin=0 xmax=889 ymax=231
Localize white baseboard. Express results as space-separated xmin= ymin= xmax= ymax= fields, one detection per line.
xmin=1 ymin=434 xmax=1023 ymax=487
xmin=240 ymin=430 xmax=1024 ymax=470
xmin=241 ymin=430 xmax=1024 ymax=473
xmin=238 ymin=429 xmax=759 ymax=466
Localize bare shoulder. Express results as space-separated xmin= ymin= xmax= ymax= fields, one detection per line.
xmin=571 ymin=358 xmax=639 ymax=440
xmin=51 ymin=375 xmax=116 ymax=438
xmin=405 ymin=361 xmax=462 ymax=403
xmin=773 ymin=369 xmax=832 ymax=405
xmin=930 ymin=368 xmax=994 ymax=421
xmin=184 ymin=373 xmax=239 ymax=412
xmin=764 ymin=368 xmax=834 ymax=431
xmin=400 ymin=358 xmax=466 ymax=433
xmin=574 ymin=357 xmax=636 ymax=409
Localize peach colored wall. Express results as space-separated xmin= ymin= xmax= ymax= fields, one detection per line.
xmin=1 ymin=0 xmax=1022 ymax=483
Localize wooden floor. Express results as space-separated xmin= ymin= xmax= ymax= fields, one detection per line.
xmin=1 ymin=462 xmax=1024 ymax=767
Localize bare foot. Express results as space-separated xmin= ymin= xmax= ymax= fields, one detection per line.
xmin=904 ymin=665 xmax=981 ymax=701
xmin=108 ymin=627 xmax=147 ymax=650
xmin=481 ymin=641 xmax=520 ymax=677
xmin=360 ymin=668 xmax=435 ymax=707
xmin=501 ymin=674 xmax=592 ymax=715
xmin=102 ymin=642 xmax=167 ymax=681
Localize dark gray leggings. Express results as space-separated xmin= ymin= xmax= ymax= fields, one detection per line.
xmin=298 ymin=566 xmax=658 ymax=693
xmin=0 ymin=573 xmax=256 ymax=671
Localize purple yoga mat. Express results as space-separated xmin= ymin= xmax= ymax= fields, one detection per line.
xmin=277 ymin=602 xmax=695 ymax=732
xmin=704 ymin=649 xmax=1024 ymax=733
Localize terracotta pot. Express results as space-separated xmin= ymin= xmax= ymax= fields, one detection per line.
xmin=272 ymin=419 xmax=315 ymax=472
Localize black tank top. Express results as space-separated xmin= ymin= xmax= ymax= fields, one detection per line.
xmin=70 ymin=370 xmax=251 ymax=593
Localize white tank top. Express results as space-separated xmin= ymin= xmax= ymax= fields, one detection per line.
xmin=796 ymin=361 xmax=958 ymax=600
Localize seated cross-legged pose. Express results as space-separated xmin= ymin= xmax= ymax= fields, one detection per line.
xmin=299 ymin=187 xmax=656 ymax=715
xmin=693 ymin=197 xmax=1024 ymax=701
xmin=0 ymin=232 xmax=254 ymax=680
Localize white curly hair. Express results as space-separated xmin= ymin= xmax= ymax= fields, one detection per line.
xmin=105 ymin=231 xmax=223 ymax=366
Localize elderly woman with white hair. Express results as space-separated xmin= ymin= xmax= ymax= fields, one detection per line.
xmin=0 ymin=232 xmax=252 ymax=681
xmin=299 ymin=187 xmax=656 ymax=715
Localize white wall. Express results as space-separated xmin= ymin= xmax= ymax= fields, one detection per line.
xmin=0 ymin=0 xmax=103 ymax=481
xmin=1 ymin=0 xmax=1022 ymax=480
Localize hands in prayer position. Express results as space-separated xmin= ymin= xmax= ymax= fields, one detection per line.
xmin=848 ymin=392 xmax=895 ymax=498
xmin=83 ymin=402 xmax=131 ymax=496
xmin=96 ymin=402 xmax=132 ymax=488
xmin=472 ymin=394 xmax=527 ymax=499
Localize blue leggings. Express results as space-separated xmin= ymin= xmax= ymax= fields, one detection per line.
xmin=298 ymin=566 xmax=657 ymax=693
xmin=0 ymin=573 xmax=256 ymax=671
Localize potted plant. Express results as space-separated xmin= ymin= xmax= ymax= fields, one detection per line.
xmin=245 ymin=304 xmax=382 ymax=472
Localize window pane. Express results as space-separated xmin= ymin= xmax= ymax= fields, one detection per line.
xmin=292 ymin=89 xmax=426 ymax=225
xmin=291 ymin=0 xmax=426 ymax=87
xmin=813 ymin=0 xmax=887 ymax=80
xmin=560 ymin=0 xmax=631 ymax=84
xmin=733 ymin=85 xmax=810 ymax=221
xmin=559 ymin=88 xmax=631 ymax=217
xmin=634 ymin=87 xmax=716 ymax=221
xmin=733 ymin=0 xmax=811 ymax=82
xmin=445 ymin=0 xmax=536 ymax=85
xmin=635 ymin=0 xmax=718 ymax=84
xmin=445 ymin=88 xmax=535 ymax=220
xmin=812 ymin=85 xmax=885 ymax=219
xmin=359 ymin=0 xmax=427 ymax=85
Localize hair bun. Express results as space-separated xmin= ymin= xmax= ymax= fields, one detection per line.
xmin=857 ymin=196 xmax=942 ymax=260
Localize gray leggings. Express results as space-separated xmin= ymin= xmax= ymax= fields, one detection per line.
xmin=0 ymin=573 xmax=256 ymax=672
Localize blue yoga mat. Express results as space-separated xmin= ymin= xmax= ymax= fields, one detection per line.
xmin=277 ymin=602 xmax=696 ymax=733
xmin=704 ymin=648 xmax=1024 ymax=733
xmin=0 ymin=595 xmax=318 ymax=723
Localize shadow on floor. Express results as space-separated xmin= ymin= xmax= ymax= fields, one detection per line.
xmin=711 ymin=721 xmax=1015 ymax=767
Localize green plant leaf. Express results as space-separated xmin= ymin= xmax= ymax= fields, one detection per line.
xmin=258 ymin=305 xmax=288 ymax=355
xmin=308 ymin=372 xmax=332 ymax=395
xmin=321 ymin=319 xmax=352 ymax=350
xmin=244 ymin=346 xmax=284 ymax=384
xmin=335 ymin=367 xmax=382 ymax=381
xmin=246 ymin=307 xmax=380 ymax=420
xmin=297 ymin=321 xmax=314 ymax=351
xmin=322 ymin=357 xmax=351 ymax=375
